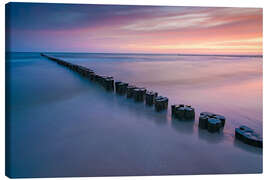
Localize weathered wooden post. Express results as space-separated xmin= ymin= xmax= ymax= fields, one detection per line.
xmin=145 ymin=91 xmax=158 ymax=106
xmin=133 ymin=88 xmax=146 ymax=102
xmin=114 ymin=81 xmax=121 ymax=93
xmin=104 ymin=77 xmax=114 ymax=91
xmin=172 ymin=104 xmax=195 ymax=120
xmin=235 ymin=125 xmax=262 ymax=148
xmin=154 ymin=96 xmax=168 ymax=111
xmin=207 ymin=118 xmax=222 ymax=132
xmin=171 ymin=104 xmax=184 ymax=117
xmin=126 ymin=85 xmax=136 ymax=98
xmin=198 ymin=112 xmax=226 ymax=133
xmin=115 ymin=82 xmax=128 ymax=95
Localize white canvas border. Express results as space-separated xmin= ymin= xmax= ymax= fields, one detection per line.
xmin=0 ymin=0 xmax=268 ymax=180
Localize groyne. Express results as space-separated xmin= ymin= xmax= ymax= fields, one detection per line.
xmin=41 ymin=53 xmax=263 ymax=148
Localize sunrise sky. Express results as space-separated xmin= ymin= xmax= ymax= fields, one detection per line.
xmin=6 ymin=3 xmax=262 ymax=55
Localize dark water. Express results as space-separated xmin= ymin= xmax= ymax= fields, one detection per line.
xmin=6 ymin=52 xmax=262 ymax=178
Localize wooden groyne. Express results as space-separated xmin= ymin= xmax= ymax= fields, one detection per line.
xmin=41 ymin=53 xmax=263 ymax=148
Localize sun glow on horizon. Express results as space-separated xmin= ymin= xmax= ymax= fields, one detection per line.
xmin=6 ymin=3 xmax=262 ymax=55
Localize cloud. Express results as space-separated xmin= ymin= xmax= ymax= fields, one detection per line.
xmin=122 ymin=13 xmax=211 ymax=31
xmin=6 ymin=3 xmax=262 ymax=54
xmin=121 ymin=7 xmax=262 ymax=32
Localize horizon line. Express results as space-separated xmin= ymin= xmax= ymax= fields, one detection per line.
xmin=6 ymin=51 xmax=263 ymax=58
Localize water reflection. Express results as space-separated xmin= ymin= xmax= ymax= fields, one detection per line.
xmin=233 ymin=138 xmax=262 ymax=155
xmin=151 ymin=110 xmax=168 ymax=126
xmin=171 ymin=118 xmax=195 ymax=134
xmin=198 ymin=128 xmax=224 ymax=144
xmin=8 ymin=53 xmax=262 ymax=177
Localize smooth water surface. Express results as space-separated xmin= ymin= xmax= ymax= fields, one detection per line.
xmin=6 ymin=52 xmax=262 ymax=177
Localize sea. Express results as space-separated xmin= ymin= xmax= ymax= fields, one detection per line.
xmin=6 ymin=52 xmax=263 ymax=177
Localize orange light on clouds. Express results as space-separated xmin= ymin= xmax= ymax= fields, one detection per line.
xmin=8 ymin=5 xmax=262 ymax=54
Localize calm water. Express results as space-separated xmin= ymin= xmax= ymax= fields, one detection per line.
xmin=6 ymin=52 xmax=262 ymax=178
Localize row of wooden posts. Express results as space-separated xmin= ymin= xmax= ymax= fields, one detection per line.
xmin=41 ymin=53 xmax=262 ymax=148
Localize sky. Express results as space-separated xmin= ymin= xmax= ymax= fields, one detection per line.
xmin=6 ymin=3 xmax=262 ymax=55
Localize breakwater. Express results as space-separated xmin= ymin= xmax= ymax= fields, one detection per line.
xmin=41 ymin=53 xmax=263 ymax=148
